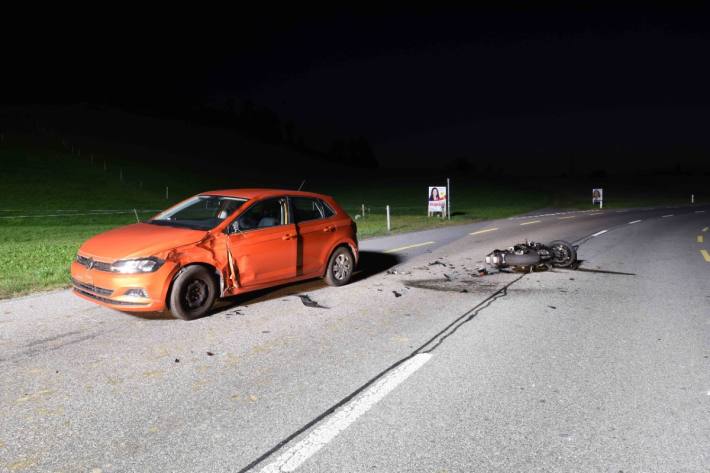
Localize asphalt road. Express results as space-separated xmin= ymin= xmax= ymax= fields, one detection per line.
xmin=1 ymin=205 xmax=708 ymax=472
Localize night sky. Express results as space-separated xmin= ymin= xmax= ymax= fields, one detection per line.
xmin=3 ymin=5 xmax=709 ymax=171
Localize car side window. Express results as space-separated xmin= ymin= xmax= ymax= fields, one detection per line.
xmin=318 ymin=199 xmax=335 ymax=218
xmin=237 ymin=198 xmax=285 ymax=231
xmin=292 ymin=197 xmax=324 ymax=223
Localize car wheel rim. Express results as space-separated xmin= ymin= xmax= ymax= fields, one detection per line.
xmin=185 ymin=279 xmax=208 ymax=309
xmin=333 ymin=253 xmax=352 ymax=281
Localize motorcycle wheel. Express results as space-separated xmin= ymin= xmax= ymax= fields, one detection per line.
xmin=548 ymin=240 xmax=577 ymax=267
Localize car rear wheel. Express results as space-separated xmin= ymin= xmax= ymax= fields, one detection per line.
xmin=169 ymin=265 xmax=218 ymax=320
xmin=324 ymin=247 xmax=354 ymax=286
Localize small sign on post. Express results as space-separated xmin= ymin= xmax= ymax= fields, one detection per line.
xmin=427 ymin=186 xmax=447 ymax=218
xmin=592 ymin=188 xmax=603 ymax=209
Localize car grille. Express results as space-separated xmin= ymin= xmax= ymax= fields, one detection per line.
xmin=76 ymin=254 xmax=112 ymax=272
xmin=73 ymin=288 xmax=148 ymax=306
xmin=71 ymin=278 xmax=113 ymax=296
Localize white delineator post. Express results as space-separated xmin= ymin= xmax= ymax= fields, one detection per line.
xmin=691 ymin=194 xmax=695 ymax=204
xmin=386 ymin=205 xmax=391 ymax=231
xmin=447 ymin=177 xmax=451 ymax=220
xmin=166 ymin=186 xmax=169 ymax=200
xmin=362 ymin=203 xmax=365 ymax=218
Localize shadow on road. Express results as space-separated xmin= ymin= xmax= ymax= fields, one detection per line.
xmin=215 ymin=250 xmax=401 ymax=313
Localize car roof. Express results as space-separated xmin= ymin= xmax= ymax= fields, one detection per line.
xmin=200 ymin=188 xmax=332 ymax=201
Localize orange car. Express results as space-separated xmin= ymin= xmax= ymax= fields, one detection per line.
xmin=71 ymin=189 xmax=358 ymax=319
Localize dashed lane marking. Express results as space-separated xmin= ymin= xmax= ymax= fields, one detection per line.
xmin=696 ymin=210 xmax=706 ymax=213
xmin=628 ymin=220 xmax=642 ymax=224
xmin=703 ymin=227 xmax=709 ymax=232
xmin=662 ymin=214 xmax=674 ymax=218
xmin=384 ymin=241 xmax=436 ymax=253
xmin=469 ymin=227 xmax=498 ymax=235
xmin=589 ymin=212 xmax=603 ymax=215
xmin=592 ymin=229 xmax=608 ymax=237
xmin=259 ymin=353 xmax=433 ymax=473
xmin=558 ymin=216 xmax=576 ymax=220
xmin=698 ymin=235 xmax=704 ymax=243
xmin=701 ymin=249 xmax=710 ymax=262
xmin=520 ymin=220 xmax=541 ymax=226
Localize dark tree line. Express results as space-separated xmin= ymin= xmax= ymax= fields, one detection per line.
xmin=189 ymin=98 xmax=378 ymax=168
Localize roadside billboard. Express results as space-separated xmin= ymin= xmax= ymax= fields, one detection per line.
xmin=592 ymin=188 xmax=603 ymax=206
xmin=428 ymin=186 xmax=447 ymax=215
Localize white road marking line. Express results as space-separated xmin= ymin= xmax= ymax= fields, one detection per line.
xmin=628 ymin=220 xmax=642 ymax=224
xmin=703 ymin=227 xmax=709 ymax=232
xmin=662 ymin=214 xmax=673 ymax=218
xmin=698 ymin=235 xmax=704 ymax=243
xmin=615 ymin=210 xmax=629 ymax=213
xmin=701 ymin=249 xmax=710 ymax=263
xmin=469 ymin=227 xmax=498 ymax=235
xmin=589 ymin=212 xmax=602 ymax=216
xmin=558 ymin=216 xmax=575 ymax=220
xmin=259 ymin=353 xmax=433 ymax=473
xmin=520 ymin=220 xmax=541 ymax=226
xmin=592 ymin=229 xmax=608 ymax=237
xmin=384 ymin=241 xmax=435 ymax=253
xmin=696 ymin=210 xmax=705 ymax=213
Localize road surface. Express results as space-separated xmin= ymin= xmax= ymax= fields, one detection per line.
xmin=1 ymin=205 xmax=708 ymax=472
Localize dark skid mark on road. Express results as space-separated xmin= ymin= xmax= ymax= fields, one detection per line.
xmin=25 ymin=330 xmax=83 ymax=347
xmin=1 ymin=331 xmax=108 ymax=364
xmin=236 ymin=273 xmax=526 ymax=473
xmin=572 ymin=267 xmax=636 ymax=276
xmin=404 ymin=278 xmax=499 ymax=293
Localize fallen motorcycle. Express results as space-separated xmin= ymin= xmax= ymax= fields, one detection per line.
xmin=485 ymin=240 xmax=577 ymax=271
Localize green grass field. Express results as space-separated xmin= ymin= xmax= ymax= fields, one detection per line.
xmin=1 ymin=137 xmax=705 ymax=299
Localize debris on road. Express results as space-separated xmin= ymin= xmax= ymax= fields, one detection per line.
xmin=548 ymin=305 xmax=557 ymax=309
xmin=443 ymin=273 xmax=452 ymax=281
xmin=428 ymin=260 xmax=447 ymax=267
xmin=174 ymin=358 xmax=180 ymax=363
xmin=393 ymin=291 xmax=402 ymax=297
xmin=485 ymin=239 xmax=577 ymax=272
xmin=297 ymin=294 xmax=329 ymax=309
xmin=207 ymin=352 xmax=215 ymax=356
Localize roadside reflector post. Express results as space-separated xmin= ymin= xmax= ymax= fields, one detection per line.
xmin=691 ymin=194 xmax=695 ymax=204
xmin=362 ymin=203 xmax=365 ymax=218
xmin=386 ymin=205 xmax=391 ymax=231
xmin=133 ymin=208 xmax=140 ymax=223
xmin=447 ymin=177 xmax=451 ymax=220
xmin=166 ymin=186 xmax=169 ymax=200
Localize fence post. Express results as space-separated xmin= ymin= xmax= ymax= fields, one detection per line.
xmin=361 ymin=203 xmax=365 ymax=218
xmin=386 ymin=205 xmax=391 ymax=231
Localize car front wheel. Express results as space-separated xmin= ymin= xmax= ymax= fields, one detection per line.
xmin=169 ymin=265 xmax=218 ymax=320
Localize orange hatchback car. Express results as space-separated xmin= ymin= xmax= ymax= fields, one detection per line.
xmin=71 ymin=189 xmax=358 ymax=319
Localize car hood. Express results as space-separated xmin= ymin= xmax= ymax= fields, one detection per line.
xmin=78 ymin=223 xmax=208 ymax=261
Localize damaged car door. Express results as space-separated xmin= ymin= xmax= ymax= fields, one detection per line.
xmin=226 ymin=197 xmax=297 ymax=287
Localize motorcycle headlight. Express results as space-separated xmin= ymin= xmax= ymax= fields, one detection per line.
xmin=110 ymin=257 xmax=164 ymax=274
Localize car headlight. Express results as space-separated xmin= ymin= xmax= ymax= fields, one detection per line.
xmin=110 ymin=257 xmax=164 ymax=274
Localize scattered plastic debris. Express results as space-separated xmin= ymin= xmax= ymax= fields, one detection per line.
xmin=393 ymin=291 xmax=402 ymax=297
xmin=174 ymin=358 xmax=180 ymax=363
xmin=428 ymin=260 xmax=447 ymax=267
xmin=443 ymin=273 xmax=452 ymax=281
xmin=548 ymin=305 xmax=557 ymax=309
xmin=207 ymin=352 xmax=214 ymax=356
xmin=297 ymin=294 xmax=329 ymax=309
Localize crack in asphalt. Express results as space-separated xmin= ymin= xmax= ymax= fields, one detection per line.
xmin=236 ymin=273 xmax=526 ymax=473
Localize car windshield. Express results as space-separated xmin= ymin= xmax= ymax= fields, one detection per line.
xmin=149 ymin=195 xmax=247 ymax=230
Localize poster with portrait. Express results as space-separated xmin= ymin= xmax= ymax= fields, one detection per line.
xmin=592 ymin=188 xmax=603 ymax=205
xmin=428 ymin=186 xmax=447 ymax=215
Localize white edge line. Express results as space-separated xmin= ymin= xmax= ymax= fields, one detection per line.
xmin=383 ymin=241 xmax=435 ymax=254
xmin=260 ymin=353 xmax=433 ymax=473
xmin=695 ymin=210 xmax=705 ymax=213
xmin=628 ymin=220 xmax=642 ymax=224
xmin=592 ymin=229 xmax=608 ymax=237
xmin=661 ymin=214 xmax=674 ymax=218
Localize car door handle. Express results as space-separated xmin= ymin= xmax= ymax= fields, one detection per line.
xmin=323 ymin=225 xmax=336 ymax=232
xmin=282 ymin=233 xmax=295 ymax=240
